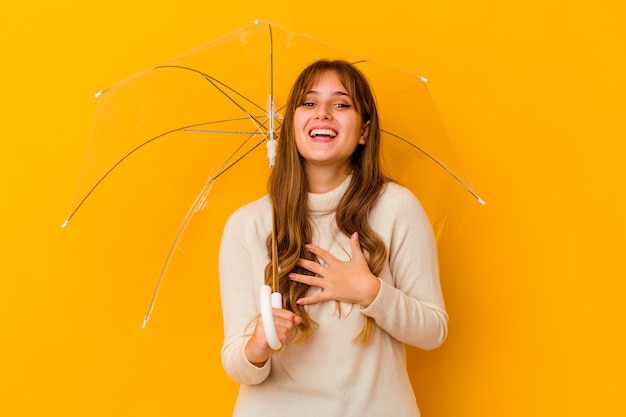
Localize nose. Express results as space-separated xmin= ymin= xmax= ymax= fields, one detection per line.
xmin=314 ymin=103 xmax=331 ymax=120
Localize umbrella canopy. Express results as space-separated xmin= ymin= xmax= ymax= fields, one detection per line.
xmin=63 ymin=20 xmax=483 ymax=327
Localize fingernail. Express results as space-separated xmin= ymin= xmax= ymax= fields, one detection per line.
xmin=352 ymin=232 xmax=359 ymax=240
xmin=305 ymin=244 xmax=312 ymax=250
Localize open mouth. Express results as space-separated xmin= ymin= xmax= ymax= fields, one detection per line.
xmin=309 ymin=128 xmax=337 ymax=138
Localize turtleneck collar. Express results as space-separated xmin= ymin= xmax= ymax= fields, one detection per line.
xmin=307 ymin=173 xmax=352 ymax=215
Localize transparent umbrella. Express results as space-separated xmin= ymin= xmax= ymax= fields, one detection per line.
xmin=63 ymin=19 xmax=484 ymax=330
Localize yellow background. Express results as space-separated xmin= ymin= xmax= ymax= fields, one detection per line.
xmin=2 ymin=1 xmax=624 ymax=416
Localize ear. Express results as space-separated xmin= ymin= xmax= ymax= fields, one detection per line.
xmin=358 ymin=120 xmax=370 ymax=145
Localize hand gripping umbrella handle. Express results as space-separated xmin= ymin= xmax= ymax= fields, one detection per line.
xmin=260 ymin=284 xmax=283 ymax=350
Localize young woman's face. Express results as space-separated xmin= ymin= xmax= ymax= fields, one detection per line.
xmin=293 ymin=70 xmax=369 ymax=173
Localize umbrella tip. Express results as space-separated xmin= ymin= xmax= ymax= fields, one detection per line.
xmin=142 ymin=317 xmax=149 ymax=329
xmin=94 ymin=90 xmax=103 ymax=98
xmin=61 ymin=219 xmax=69 ymax=229
xmin=477 ymin=196 xmax=486 ymax=205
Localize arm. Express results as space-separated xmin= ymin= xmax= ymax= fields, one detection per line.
xmin=361 ymin=185 xmax=448 ymax=350
xmin=219 ymin=200 xmax=301 ymax=384
xmin=218 ymin=202 xmax=272 ymax=385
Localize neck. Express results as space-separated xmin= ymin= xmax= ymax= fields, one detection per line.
xmin=304 ymin=164 xmax=351 ymax=193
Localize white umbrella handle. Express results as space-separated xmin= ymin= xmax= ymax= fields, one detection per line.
xmin=260 ymin=284 xmax=283 ymax=350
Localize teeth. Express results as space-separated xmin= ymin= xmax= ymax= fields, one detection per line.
xmin=310 ymin=128 xmax=337 ymax=138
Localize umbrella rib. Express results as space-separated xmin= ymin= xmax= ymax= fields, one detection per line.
xmin=62 ymin=121 xmax=265 ymax=227
xmin=193 ymin=115 xmax=273 ymax=183
xmin=383 ymin=129 xmax=485 ymax=204
xmin=185 ymin=129 xmax=264 ymax=135
xmin=208 ymin=134 xmax=267 ymax=182
xmin=154 ymin=65 xmax=270 ymax=139
xmin=142 ymin=177 xmax=215 ymax=328
xmin=201 ymin=75 xmax=271 ymax=142
xmin=184 ymin=115 xmax=270 ymax=135
xmin=154 ymin=65 xmax=266 ymax=113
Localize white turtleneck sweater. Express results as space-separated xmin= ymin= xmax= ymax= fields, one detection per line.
xmin=218 ymin=176 xmax=447 ymax=417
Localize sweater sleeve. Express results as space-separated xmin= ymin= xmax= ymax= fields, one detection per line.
xmin=218 ymin=199 xmax=272 ymax=385
xmin=360 ymin=184 xmax=448 ymax=350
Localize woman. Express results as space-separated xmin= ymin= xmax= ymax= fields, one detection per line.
xmin=219 ymin=59 xmax=447 ymax=417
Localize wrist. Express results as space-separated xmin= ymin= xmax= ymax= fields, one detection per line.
xmin=245 ymin=338 xmax=270 ymax=367
xmin=359 ymin=275 xmax=381 ymax=308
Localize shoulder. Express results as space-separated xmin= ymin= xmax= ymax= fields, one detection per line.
xmin=377 ymin=181 xmax=424 ymax=213
xmin=372 ymin=182 xmax=432 ymax=230
xmin=372 ymin=182 xmax=437 ymax=251
xmin=227 ymin=194 xmax=271 ymax=218
xmin=223 ymin=195 xmax=272 ymax=232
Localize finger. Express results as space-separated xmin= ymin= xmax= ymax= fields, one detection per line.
xmin=272 ymin=316 xmax=296 ymax=332
xmin=289 ymin=272 xmax=324 ymax=286
xmin=251 ymin=316 xmax=271 ymax=349
xmin=271 ymin=308 xmax=303 ymax=325
xmin=350 ymin=232 xmax=366 ymax=261
xmin=272 ymin=310 xmax=302 ymax=345
xmin=296 ymin=258 xmax=326 ymax=276
xmin=246 ymin=322 xmax=272 ymax=365
xmin=295 ymin=292 xmax=326 ymax=306
xmin=271 ymin=308 xmax=298 ymax=320
xmin=259 ymin=318 xmax=288 ymax=347
xmin=304 ymin=243 xmax=334 ymax=265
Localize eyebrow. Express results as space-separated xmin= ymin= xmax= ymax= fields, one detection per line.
xmin=305 ymin=89 xmax=350 ymax=97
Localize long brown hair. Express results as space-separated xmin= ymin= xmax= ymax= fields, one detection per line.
xmin=265 ymin=60 xmax=389 ymax=343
